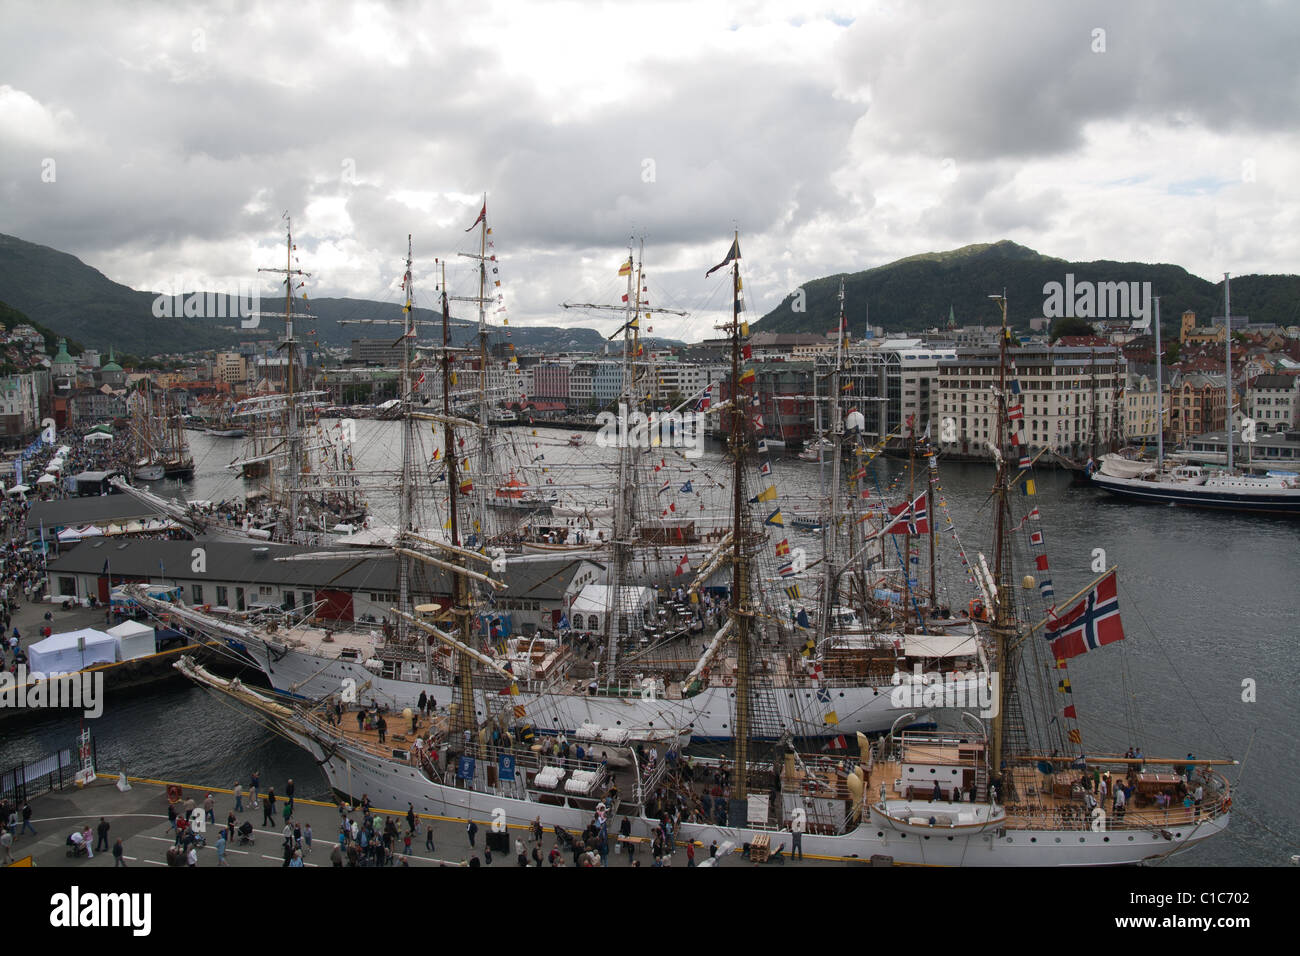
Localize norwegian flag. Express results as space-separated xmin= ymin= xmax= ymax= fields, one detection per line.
xmin=823 ymin=735 xmax=848 ymax=751
xmin=1045 ymin=569 xmax=1126 ymax=660
xmin=883 ymin=492 xmax=928 ymax=534
xmin=694 ymin=385 xmax=713 ymax=412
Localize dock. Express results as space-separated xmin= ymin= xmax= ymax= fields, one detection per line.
xmin=8 ymin=775 xmax=836 ymax=867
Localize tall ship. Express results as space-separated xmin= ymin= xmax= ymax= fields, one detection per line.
xmin=126 ymin=381 xmax=194 ymax=481
xmin=1092 ymin=276 xmax=1300 ymax=513
xmin=130 ymin=225 xmax=987 ymax=741
xmin=161 ymin=250 xmax=1233 ymax=865
xmin=224 ymin=219 xmax=369 ymax=537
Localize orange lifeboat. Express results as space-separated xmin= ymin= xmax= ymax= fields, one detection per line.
xmin=495 ymin=474 xmax=528 ymax=500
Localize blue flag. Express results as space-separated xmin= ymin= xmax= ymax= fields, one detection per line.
xmin=498 ymin=753 xmax=516 ymax=782
xmin=680 ymin=480 xmax=692 ymax=493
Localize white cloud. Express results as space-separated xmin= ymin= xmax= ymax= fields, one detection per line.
xmin=0 ymin=0 xmax=1298 ymax=342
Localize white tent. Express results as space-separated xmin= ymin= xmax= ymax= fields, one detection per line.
xmin=36 ymin=474 xmax=57 ymax=486
xmin=6 ymin=484 xmax=30 ymax=496
xmin=57 ymin=445 xmax=71 ymax=456
xmin=26 ymin=629 xmax=118 ymax=676
xmin=107 ymin=620 xmax=155 ymax=661
xmin=84 ymin=431 xmax=113 ymax=443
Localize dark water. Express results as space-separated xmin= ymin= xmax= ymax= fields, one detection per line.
xmin=5 ymin=427 xmax=1296 ymax=866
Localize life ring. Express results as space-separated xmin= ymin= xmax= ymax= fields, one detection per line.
xmin=722 ymin=676 xmax=733 ymax=687
xmin=969 ymin=599 xmax=988 ymax=622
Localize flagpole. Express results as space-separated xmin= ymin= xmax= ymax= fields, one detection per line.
xmin=1017 ymin=565 xmax=1119 ymax=644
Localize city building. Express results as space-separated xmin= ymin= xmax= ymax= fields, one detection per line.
xmin=936 ymin=345 xmax=1123 ymax=459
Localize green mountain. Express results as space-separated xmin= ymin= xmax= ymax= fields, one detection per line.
xmin=0 ymin=234 xmax=680 ymax=357
xmin=755 ymin=240 xmax=1300 ymax=335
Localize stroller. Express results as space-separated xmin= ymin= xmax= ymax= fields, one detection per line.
xmin=553 ymin=825 xmax=577 ymax=849
xmin=65 ymin=833 xmax=89 ymax=858
xmin=237 ymin=821 xmax=255 ymax=846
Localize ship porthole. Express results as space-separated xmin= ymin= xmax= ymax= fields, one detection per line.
xmin=1054 ymin=838 xmax=1061 ymax=843
xmin=1078 ymin=837 xmax=1085 ymax=843
xmin=1030 ymin=838 xmax=1036 ymax=843
xmin=877 ymin=832 xmax=884 ymax=837
xmin=1128 ymin=836 xmax=1134 ymax=841
xmin=1103 ymin=837 xmax=1109 ymax=842
xmin=946 ymin=836 xmax=953 ymax=841
xmin=923 ymin=835 xmax=929 ymax=840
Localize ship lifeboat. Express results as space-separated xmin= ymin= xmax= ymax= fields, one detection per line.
xmin=869 ymin=799 xmax=1006 ymax=836
xmin=495 ymin=474 xmax=528 ymax=499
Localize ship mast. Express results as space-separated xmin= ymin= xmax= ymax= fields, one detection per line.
xmin=441 ymin=260 xmax=477 ymax=742
xmin=988 ymin=289 xmax=1011 ymax=792
xmin=395 ymin=237 xmax=417 ymax=642
xmin=819 ymin=279 xmax=845 ymax=636
xmin=606 ymin=239 xmax=638 ymax=674
xmin=726 ymin=231 xmax=754 ymax=806
xmin=1224 ymin=273 xmax=1234 ymax=473
xmin=1154 ymin=296 xmax=1165 ymax=471
xmin=257 ymin=217 xmax=311 ymax=539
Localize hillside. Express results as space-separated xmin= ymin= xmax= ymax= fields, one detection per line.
xmin=755 ymin=240 xmax=1300 ymax=336
xmin=0 ymin=235 xmax=681 ymax=357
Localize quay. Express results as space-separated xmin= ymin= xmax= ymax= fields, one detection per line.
xmin=7 ymin=776 xmax=848 ymax=868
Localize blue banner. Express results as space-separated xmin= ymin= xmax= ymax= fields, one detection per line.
xmin=457 ymin=756 xmax=476 ymax=781
xmin=498 ymin=753 xmax=515 ymax=782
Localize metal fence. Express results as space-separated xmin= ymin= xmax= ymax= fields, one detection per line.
xmin=0 ymin=748 xmax=75 ymax=804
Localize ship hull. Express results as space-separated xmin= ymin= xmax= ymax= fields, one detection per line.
xmin=295 ymin=728 xmax=1228 ymax=866
xmin=248 ymin=639 xmax=932 ymax=739
xmin=1090 ymin=473 xmax=1300 ymax=514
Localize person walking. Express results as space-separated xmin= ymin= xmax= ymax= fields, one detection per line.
xmin=187 ymin=844 xmax=198 ymax=867
xmin=233 ymin=783 xmax=243 ymax=813
xmin=250 ymin=770 xmax=260 ymax=809
xmin=95 ymin=817 xmax=110 ymax=853
xmin=19 ymin=801 xmax=35 ymax=837
xmin=285 ymin=779 xmax=295 ymax=815
xmin=407 ymin=803 xmax=416 ymax=834
xmin=466 ymin=818 xmax=478 ymax=848
xmin=263 ymin=788 xmax=276 ymax=826
xmin=303 ymin=822 xmax=312 ymax=854
xmin=112 ymin=838 xmax=125 ymax=867
xmin=215 ymin=830 xmax=228 ymax=866
xmin=204 ymin=794 xmax=215 ymax=824
xmin=1 ymin=827 xmax=12 ymax=865
xmin=425 ymin=825 xmax=435 ymax=853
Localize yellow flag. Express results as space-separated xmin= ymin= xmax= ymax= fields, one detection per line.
xmin=755 ymin=485 xmax=777 ymax=503
xmin=823 ymin=711 xmax=839 ymax=726
xmin=1026 ymin=479 xmax=1037 ymax=496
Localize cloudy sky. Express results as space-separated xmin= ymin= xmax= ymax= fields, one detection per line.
xmin=2 ymin=0 xmax=1298 ymax=342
